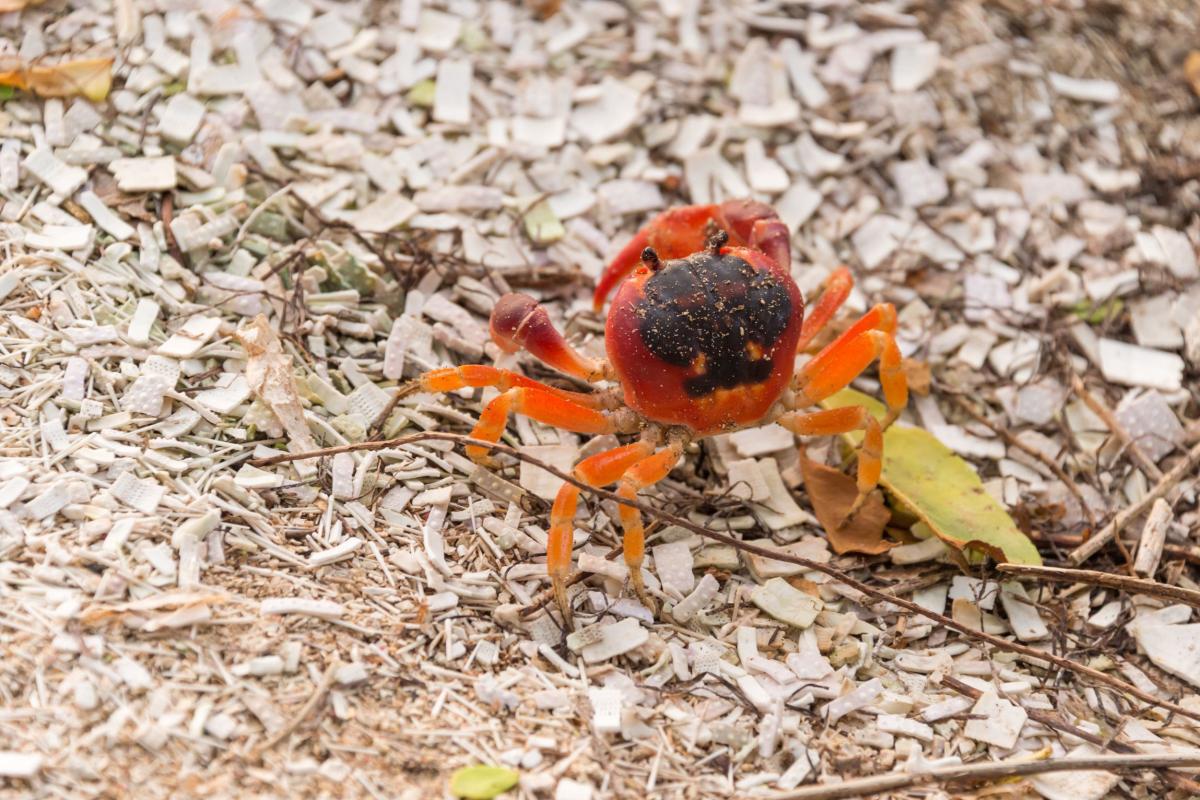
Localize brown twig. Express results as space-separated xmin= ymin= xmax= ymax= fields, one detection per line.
xmin=251 ymin=431 xmax=1200 ymax=722
xmin=1163 ymin=544 xmax=1200 ymax=567
xmin=765 ymin=752 xmax=1200 ymax=800
xmin=953 ymin=394 xmax=1096 ymax=530
xmin=1070 ymin=373 xmax=1164 ymax=482
xmin=940 ymin=674 xmax=1200 ymax=796
xmin=250 ymin=659 xmax=341 ymax=759
xmin=1069 ymin=439 xmax=1200 ymax=565
xmin=997 ymin=563 xmax=1200 ymax=608
xmin=941 ymin=675 xmax=1086 ymax=738
xmin=160 ymin=193 xmax=189 ymax=270
xmin=366 ymin=379 xmax=422 ymax=440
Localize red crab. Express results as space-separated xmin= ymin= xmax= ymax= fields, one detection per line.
xmin=415 ymin=199 xmax=907 ymax=627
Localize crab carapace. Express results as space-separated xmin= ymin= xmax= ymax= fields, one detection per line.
xmin=414 ymin=199 xmax=907 ymax=627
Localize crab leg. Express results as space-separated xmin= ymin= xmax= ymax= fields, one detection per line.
xmin=546 ymin=439 xmax=659 ymax=628
xmin=465 ymin=387 xmax=615 ymax=465
xmin=615 ymin=439 xmax=686 ymax=611
xmin=793 ymin=303 xmax=908 ymax=427
xmin=418 ymin=364 xmax=604 ymax=407
xmin=779 ymin=406 xmax=884 ymax=518
xmin=795 ymin=266 xmax=854 ymax=353
xmin=491 ymin=293 xmax=608 ymax=382
xmin=593 ymin=205 xmax=717 ymax=310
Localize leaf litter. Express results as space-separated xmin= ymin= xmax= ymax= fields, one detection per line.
xmin=0 ymin=0 xmax=1197 ymax=798
xmin=798 ymin=454 xmax=893 ymax=556
xmin=823 ymin=388 xmax=1043 ymax=566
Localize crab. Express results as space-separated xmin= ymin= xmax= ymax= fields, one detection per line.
xmin=412 ymin=199 xmax=908 ymax=627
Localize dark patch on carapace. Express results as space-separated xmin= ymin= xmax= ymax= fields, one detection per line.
xmin=635 ymin=251 xmax=792 ymax=397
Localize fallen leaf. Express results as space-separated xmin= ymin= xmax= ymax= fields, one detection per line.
xmin=799 ymin=454 xmax=893 ymax=555
xmin=821 ymin=388 xmax=1042 ymax=565
xmin=902 ymin=357 xmax=932 ymax=396
xmin=1187 ymin=51 xmax=1200 ymax=98
xmin=449 ymin=765 xmax=520 ymax=799
xmin=785 ymin=576 xmax=823 ymax=598
xmin=236 ymin=315 xmax=319 ymax=452
xmin=0 ymin=0 xmax=47 ymax=10
xmin=0 ymin=56 xmax=114 ymax=101
xmin=526 ymin=0 xmax=562 ymax=19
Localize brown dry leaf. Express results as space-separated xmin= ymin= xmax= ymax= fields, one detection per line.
xmin=1187 ymin=51 xmax=1200 ymax=98
xmin=0 ymin=0 xmax=46 ymax=10
xmin=902 ymin=357 xmax=932 ymax=396
xmin=785 ymin=577 xmax=823 ymax=598
xmin=236 ymin=314 xmax=318 ymax=452
xmin=525 ymin=0 xmax=562 ymax=19
xmin=822 ymin=389 xmax=1042 ymax=565
xmin=800 ymin=455 xmax=893 ymax=555
xmin=0 ymin=56 xmax=114 ymax=101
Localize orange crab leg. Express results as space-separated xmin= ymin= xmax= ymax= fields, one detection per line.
xmin=546 ymin=440 xmax=658 ymax=627
xmin=794 ymin=304 xmax=908 ymax=423
xmin=787 ymin=302 xmax=907 ymax=523
xmin=797 ymin=329 xmax=908 ymax=426
xmin=491 ymin=294 xmax=607 ymax=382
xmin=813 ymin=302 xmax=898 ymax=362
xmin=796 ymin=267 xmax=854 ymax=353
xmin=779 ymin=406 xmax=884 ymax=515
xmin=418 ymin=364 xmax=603 ymax=407
xmin=465 ymin=387 xmax=615 ymax=465
xmin=616 ymin=440 xmax=685 ymax=610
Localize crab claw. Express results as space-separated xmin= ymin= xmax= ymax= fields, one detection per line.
xmin=491 ymin=293 xmax=606 ymax=381
xmin=717 ymin=198 xmax=791 ymax=275
xmin=592 ymin=200 xmax=792 ymax=311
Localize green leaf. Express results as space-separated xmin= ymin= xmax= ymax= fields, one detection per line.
xmin=449 ymin=765 xmax=520 ymax=799
xmin=407 ymin=79 xmax=436 ymax=108
xmin=1070 ymin=297 xmax=1123 ymax=324
xmin=820 ymin=389 xmax=1041 ymax=565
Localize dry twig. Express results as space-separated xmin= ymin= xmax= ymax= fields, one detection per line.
xmin=997 ymin=563 xmax=1200 ymax=607
xmin=953 ymin=394 xmax=1096 ymax=530
xmin=764 ymin=752 xmax=1200 ymax=800
xmin=1070 ymin=373 xmax=1164 ymax=482
xmin=1069 ymin=439 xmax=1200 ymax=565
xmin=250 ymin=659 xmax=341 ymax=759
xmin=936 ymin=673 xmax=1200 ymax=797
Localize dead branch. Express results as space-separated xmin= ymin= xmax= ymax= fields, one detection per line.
xmin=765 ymin=752 xmax=1200 ymax=800
xmin=1069 ymin=438 xmax=1200 ymax=565
xmin=998 ymin=562 xmax=1200 ymax=607
xmin=1070 ymin=373 xmax=1164 ymax=482
xmin=250 ymin=659 xmax=341 ymax=759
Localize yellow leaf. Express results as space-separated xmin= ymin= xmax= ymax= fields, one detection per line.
xmin=821 ymin=388 xmax=1042 ymax=565
xmin=0 ymin=57 xmax=114 ymax=101
xmin=450 ymin=766 xmax=520 ymax=799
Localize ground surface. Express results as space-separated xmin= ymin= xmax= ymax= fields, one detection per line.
xmin=1 ymin=0 xmax=1200 ymax=798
